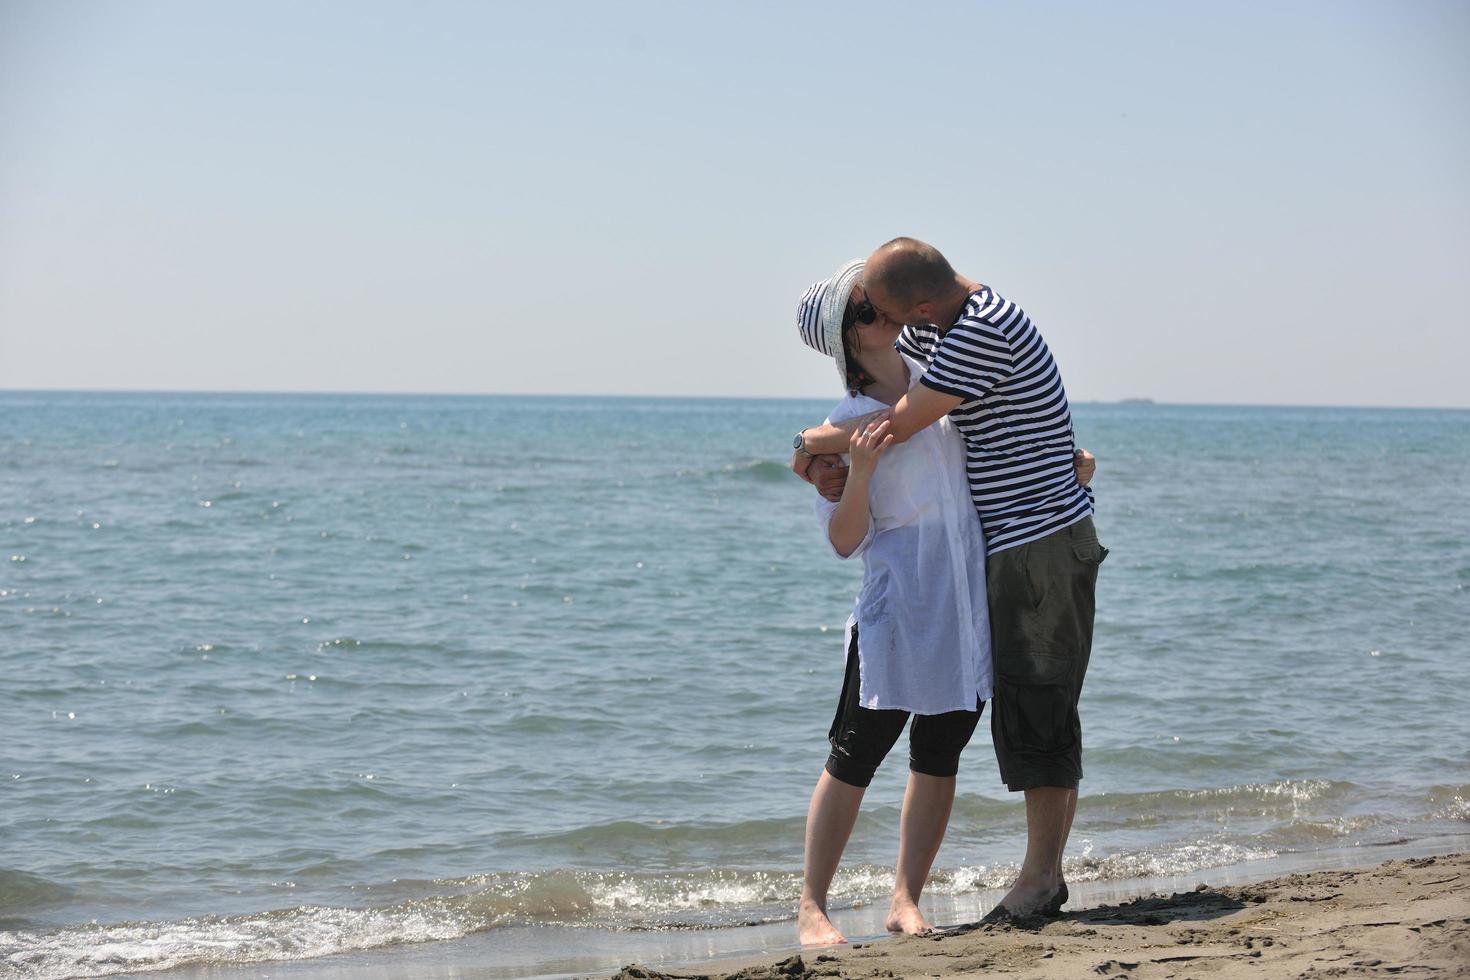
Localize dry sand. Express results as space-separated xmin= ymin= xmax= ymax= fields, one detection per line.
xmin=609 ymin=853 xmax=1470 ymax=980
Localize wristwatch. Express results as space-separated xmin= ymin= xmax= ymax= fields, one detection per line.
xmin=792 ymin=430 xmax=815 ymax=458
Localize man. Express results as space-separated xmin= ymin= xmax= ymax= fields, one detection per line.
xmin=791 ymin=237 xmax=1106 ymax=920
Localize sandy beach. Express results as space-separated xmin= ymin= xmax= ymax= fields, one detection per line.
xmin=609 ymin=853 xmax=1470 ymax=980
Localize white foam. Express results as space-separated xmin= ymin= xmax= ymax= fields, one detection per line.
xmin=1 ymin=904 xmax=472 ymax=980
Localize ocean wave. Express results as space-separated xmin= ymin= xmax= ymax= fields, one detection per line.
xmin=728 ymin=460 xmax=792 ymax=482
xmin=502 ymin=814 xmax=808 ymax=853
xmin=491 ymin=779 xmax=1424 ymax=864
xmin=0 ymin=806 xmax=1460 ymax=980
xmin=0 ymin=871 xmax=72 ymax=916
xmin=923 ymin=836 xmax=1280 ymax=895
xmin=0 ymin=835 xmax=1294 ymax=979
xmin=1 ymin=902 xmax=468 ymax=979
xmin=1427 ymin=785 xmax=1470 ymax=821
xmin=4 ymin=780 xmax=1462 ymax=978
xmin=674 ymin=460 xmax=793 ymax=483
xmin=1062 ymin=779 xmax=1354 ymax=829
xmin=1056 ymin=840 xmax=1279 ymax=884
xmin=0 ymin=868 xmax=787 ymax=979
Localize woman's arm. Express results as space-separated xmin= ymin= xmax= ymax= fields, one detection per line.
xmin=826 ymin=420 xmax=894 ymax=558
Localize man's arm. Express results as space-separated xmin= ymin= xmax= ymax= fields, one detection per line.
xmin=810 ymin=445 xmax=1097 ymax=505
xmin=877 ymin=383 xmax=964 ymax=443
xmin=791 ymin=384 xmax=964 ymax=482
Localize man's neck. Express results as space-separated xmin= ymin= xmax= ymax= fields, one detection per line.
xmin=932 ymin=275 xmax=984 ymax=334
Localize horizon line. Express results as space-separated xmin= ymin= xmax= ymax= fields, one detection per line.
xmin=0 ymin=386 xmax=1465 ymax=413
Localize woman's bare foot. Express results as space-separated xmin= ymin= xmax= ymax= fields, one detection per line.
xmin=884 ymin=896 xmax=932 ymax=935
xmin=798 ymin=900 xmax=847 ymax=945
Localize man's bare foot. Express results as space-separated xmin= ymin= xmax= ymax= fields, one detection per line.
xmin=1045 ymin=878 xmax=1069 ymax=915
xmin=995 ymin=872 xmax=1058 ymax=917
xmin=885 ymin=896 xmax=932 ymax=935
xmin=797 ymin=900 xmax=846 ymax=945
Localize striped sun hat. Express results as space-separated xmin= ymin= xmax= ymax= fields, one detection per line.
xmin=796 ymin=258 xmax=865 ymax=391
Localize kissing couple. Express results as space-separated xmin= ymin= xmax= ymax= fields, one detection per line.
xmin=789 ymin=237 xmax=1107 ymax=943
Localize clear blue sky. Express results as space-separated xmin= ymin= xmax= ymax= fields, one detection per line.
xmin=2 ymin=0 xmax=1466 ymax=406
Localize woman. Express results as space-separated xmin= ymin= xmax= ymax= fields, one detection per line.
xmin=792 ymin=259 xmax=1093 ymax=945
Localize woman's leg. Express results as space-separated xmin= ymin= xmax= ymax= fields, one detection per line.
xmin=887 ymin=771 xmax=956 ymax=934
xmin=888 ymin=701 xmax=985 ymax=933
xmin=798 ymin=771 xmax=865 ymax=944
xmin=801 ymin=627 xmax=909 ymax=944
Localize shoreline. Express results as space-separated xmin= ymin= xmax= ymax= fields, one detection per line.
xmin=139 ymin=839 xmax=1470 ymax=980
xmin=609 ymin=851 xmax=1470 ymax=980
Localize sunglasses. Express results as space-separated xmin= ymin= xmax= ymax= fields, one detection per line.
xmin=844 ymin=297 xmax=878 ymax=329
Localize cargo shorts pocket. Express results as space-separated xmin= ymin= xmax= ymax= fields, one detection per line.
xmin=996 ymin=642 xmax=1074 ymax=686
xmin=994 ymin=645 xmax=1076 ymax=751
xmin=1069 ymin=523 xmax=1109 ymax=567
xmin=987 ymin=543 xmax=1041 ymax=612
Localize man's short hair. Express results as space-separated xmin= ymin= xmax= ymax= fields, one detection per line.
xmin=869 ymin=237 xmax=956 ymax=308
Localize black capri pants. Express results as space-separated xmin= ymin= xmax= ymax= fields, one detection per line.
xmin=825 ymin=624 xmax=985 ymax=788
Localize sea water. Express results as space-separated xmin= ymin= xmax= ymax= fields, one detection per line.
xmin=2 ymin=392 xmax=1467 ymax=978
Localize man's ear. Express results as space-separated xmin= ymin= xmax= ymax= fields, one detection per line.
xmin=914 ymin=301 xmax=934 ymax=323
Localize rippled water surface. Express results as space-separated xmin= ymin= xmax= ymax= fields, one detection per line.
xmin=2 ymin=393 xmax=1467 ymax=978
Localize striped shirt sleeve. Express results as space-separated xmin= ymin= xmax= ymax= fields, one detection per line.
xmin=895 ymin=325 xmax=929 ymax=362
xmin=920 ymin=318 xmax=1012 ymax=401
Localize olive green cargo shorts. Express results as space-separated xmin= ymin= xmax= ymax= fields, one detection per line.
xmin=986 ymin=516 xmax=1108 ymax=792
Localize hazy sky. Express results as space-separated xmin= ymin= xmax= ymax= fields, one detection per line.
xmin=2 ymin=0 xmax=1466 ymax=406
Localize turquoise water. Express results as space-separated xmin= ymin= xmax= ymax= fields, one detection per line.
xmin=2 ymin=392 xmax=1467 ymax=978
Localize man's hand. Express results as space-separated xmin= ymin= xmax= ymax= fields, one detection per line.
xmin=1074 ymin=448 xmax=1096 ymax=486
xmin=791 ymin=445 xmax=817 ymax=484
xmin=811 ymin=454 xmax=848 ymax=502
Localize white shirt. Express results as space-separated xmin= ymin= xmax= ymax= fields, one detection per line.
xmin=814 ymin=356 xmax=993 ymax=715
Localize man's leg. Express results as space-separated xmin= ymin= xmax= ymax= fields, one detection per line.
xmin=799 ymin=771 xmax=865 ymax=945
xmin=986 ymin=518 xmax=1105 ymax=917
xmin=999 ymin=787 xmax=1082 ymax=916
xmin=1000 ymin=786 xmax=1069 ymax=913
xmin=1057 ymin=787 xmax=1078 ymax=899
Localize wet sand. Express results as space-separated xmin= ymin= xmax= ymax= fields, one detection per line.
xmin=609 ymin=853 xmax=1470 ymax=980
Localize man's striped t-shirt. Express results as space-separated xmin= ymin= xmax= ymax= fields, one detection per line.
xmin=897 ymin=287 xmax=1093 ymax=554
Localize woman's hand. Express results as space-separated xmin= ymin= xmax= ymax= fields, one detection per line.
xmin=1074 ymin=448 xmax=1096 ymax=486
xmin=848 ymin=419 xmax=895 ymax=481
